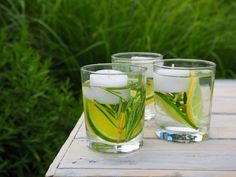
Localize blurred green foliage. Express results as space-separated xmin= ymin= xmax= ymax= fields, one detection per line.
xmin=0 ymin=41 xmax=82 ymax=176
xmin=0 ymin=0 xmax=236 ymax=176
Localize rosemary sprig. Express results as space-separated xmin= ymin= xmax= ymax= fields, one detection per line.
xmin=86 ymin=83 xmax=145 ymax=142
xmin=125 ymin=87 xmax=145 ymax=140
xmin=94 ymin=100 xmax=118 ymax=128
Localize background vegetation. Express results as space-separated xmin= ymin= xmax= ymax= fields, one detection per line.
xmin=0 ymin=0 xmax=235 ymax=176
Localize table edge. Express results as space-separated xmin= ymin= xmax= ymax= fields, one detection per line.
xmin=45 ymin=79 xmax=236 ymax=176
xmin=45 ymin=114 xmax=84 ymax=177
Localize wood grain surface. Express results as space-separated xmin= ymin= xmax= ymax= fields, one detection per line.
xmin=46 ymin=80 xmax=236 ymax=177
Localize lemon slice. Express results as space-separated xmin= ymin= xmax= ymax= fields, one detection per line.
xmin=85 ymin=100 xmax=125 ymax=143
xmin=186 ymin=72 xmax=202 ymax=127
xmin=145 ymin=78 xmax=154 ymax=105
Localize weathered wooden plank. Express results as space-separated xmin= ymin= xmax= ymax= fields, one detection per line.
xmin=76 ymin=114 xmax=236 ymax=139
xmin=45 ymin=117 xmax=84 ymax=177
xmin=214 ymin=80 xmax=236 ymax=97
xmin=76 ymin=118 xmax=86 ymax=139
xmin=54 ymin=169 xmax=236 ymax=177
xmin=46 ymin=80 xmax=236 ymax=177
xmin=59 ymin=139 xmax=236 ymax=171
xmin=214 ymin=88 xmax=236 ymax=97
xmin=214 ymin=80 xmax=236 ymax=87
xmin=212 ymin=97 xmax=236 ymax=114
xmin=210 ymin=115 xmax=236 ymax=139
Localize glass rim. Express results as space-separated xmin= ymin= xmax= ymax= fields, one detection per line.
xmin=154 ymin=59 xmax=216 ymax=70
xmin=80 ymin=63 xmax=147 ymax=75
xmin=112 ymin=52 xmax=163 ymax=61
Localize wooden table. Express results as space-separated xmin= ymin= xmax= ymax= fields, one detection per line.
xmin=46 ymin=80 xmax=236 ymax=177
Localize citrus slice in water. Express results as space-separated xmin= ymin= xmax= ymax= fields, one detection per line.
xmin=85 ymin=100 xmax=126 ymax=143
xmin=145 ymin=78 xmax=154 ymax=105
xmin=186 ymin=72 xmax=202 ymax=126
xmin=155 ymin=92 xmax=198 ymax=129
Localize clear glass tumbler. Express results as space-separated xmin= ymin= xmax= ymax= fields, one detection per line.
xmin=112 ymin=52 xmax=163 ymax=120
xmin=81 ymin=63 xmax=146 ymax=153
xmin=153 ymin=59 xmax=216 ymax=143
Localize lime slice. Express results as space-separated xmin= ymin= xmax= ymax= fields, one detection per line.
xmin=155 ymin=92 xmax=198 ymax=129
xmin=85 ymin=99 xmax=126 ymax=143
xmin=186 ymin=72 xmax=203 ymax=125
xmin=145 ymin=78 xmax=154 ymax=105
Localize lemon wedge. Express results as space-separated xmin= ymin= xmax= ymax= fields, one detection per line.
xmin=186 ymin=72 xmax=202 ymax=127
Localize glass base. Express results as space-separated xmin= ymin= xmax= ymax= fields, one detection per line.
xmin=87 ymin=134 xmax=143 ymax=153
xmin=156 ymin=127 xmax=208 ymax=143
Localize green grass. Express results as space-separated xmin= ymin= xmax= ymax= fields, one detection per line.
xmin=0 ymin=0 xmax=235 ymax=176
xmin=1 ymin=0 xmax=236 ymax=81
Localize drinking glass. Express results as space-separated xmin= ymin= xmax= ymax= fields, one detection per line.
xmin=153 ymin=59 xmax=216 ymax=143
xmin=81 ymin=63 xmax=146 ymax=153
xmin=112 ymin=52 xmax=163 ymax=120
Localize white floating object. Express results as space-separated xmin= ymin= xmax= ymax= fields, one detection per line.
xmin=90 ymin=70 xmax=128 ymax=87
xmin=154 ymin=69 xmax=190 ymax=93
xmin=131 ymin=56 xmax=158 ymax=78
xmin=83 ymin=87 xmax=94 ymax=100
xmin=84 ymin=69 xmax=130 ymax=104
